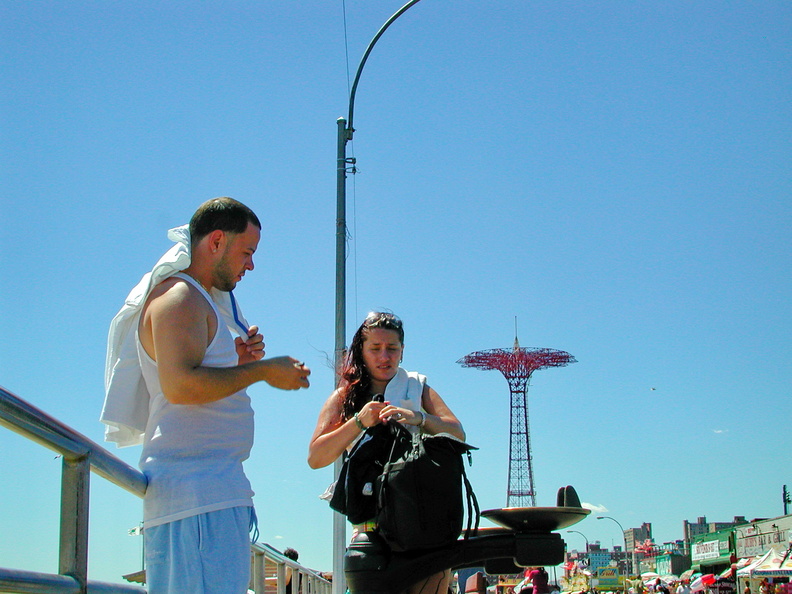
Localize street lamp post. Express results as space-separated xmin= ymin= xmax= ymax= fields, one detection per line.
xmin=597 ymin=516 xmax=632 ymax=577
xmin=567 ymin=530 xmax=590 ymax=552
xmin=567 ymin=530 xmax=590 ymax=576
xmin=334 ymin=3 xmax=423 ymax=593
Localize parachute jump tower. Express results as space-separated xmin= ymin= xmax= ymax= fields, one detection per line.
xmin=458 ymin=335 xmax=576 ymax=508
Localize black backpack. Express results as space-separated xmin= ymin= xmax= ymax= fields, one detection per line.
xmin=375 ymin=423 xmax=479 ymax=552
xmin=328 ymin=423 xmax=394 ymax=524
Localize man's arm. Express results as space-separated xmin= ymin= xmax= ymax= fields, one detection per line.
xmin=146 ymin=281 xmax=309 ymax=405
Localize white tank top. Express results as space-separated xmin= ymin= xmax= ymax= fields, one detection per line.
xmin=137 ymin=273 xmax=254 ymax=527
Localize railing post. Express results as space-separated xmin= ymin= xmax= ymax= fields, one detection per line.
xmin=276 ymin=562 xmax=286 ymax=594
xmin=59 ymin=454 xmax=91 ymax=593
xmin=252 ymin=549 xmax=265 ymax=593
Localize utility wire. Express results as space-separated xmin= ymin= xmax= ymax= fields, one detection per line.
xmin=341 ymin=0 xmax=359 ymax=321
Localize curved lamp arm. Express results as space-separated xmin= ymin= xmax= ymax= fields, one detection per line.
xmin=347 ymin=0 xmax=423 ymax=133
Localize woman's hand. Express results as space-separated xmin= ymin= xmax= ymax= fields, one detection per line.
xmin=308 ymin=391 xmax=390 ymax=468
xmin=379 ymin=404 xmax=422 ymax=426
xmin=357 ymin=400 xmax=390 ymax=428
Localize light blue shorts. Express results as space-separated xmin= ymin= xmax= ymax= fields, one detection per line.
xmin=145 ymin=506 xmax=257 ymax=594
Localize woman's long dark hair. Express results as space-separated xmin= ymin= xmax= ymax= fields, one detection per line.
xmin=339 ymin=311 xmax=404 ymax=420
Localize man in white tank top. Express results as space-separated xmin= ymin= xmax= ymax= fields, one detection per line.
xmin=134 ymin=197 xmax=311 ymax=593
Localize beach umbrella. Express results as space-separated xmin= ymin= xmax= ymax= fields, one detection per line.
xmin=642 ymin=572 xmax=660 ymax=586
xmin=642 ymin=572 xmax=660 ymax=580
xmin=690 ymin=574 xmax=714 ymax=592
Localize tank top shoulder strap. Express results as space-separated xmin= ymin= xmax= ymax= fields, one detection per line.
xmin=173 ymin=272 xmax=211 ymax=300
xmin=172 ymin=272 xmax=223 ymax=347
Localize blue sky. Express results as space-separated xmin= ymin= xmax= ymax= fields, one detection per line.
xmin=1 ymin=0 xmax=790 ymax=585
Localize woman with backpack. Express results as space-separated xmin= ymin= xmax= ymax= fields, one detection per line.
xmin=308 ymin=311 xmax=466 ymax=594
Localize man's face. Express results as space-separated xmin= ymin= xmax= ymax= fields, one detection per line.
xmin=214 ymin=222 xmax=260 ymax=291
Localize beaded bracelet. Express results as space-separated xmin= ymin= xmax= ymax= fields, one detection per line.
xmin=418 ymin=410 xmax=426 ymax=428
xmin=354 ymin=412 xmax=365 ymax=431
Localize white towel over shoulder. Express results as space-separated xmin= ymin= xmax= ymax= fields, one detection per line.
xmin=100 ymin=225 xmax=250 ymax=447
xmin=384 ymin=368 xmax=426 ymax=435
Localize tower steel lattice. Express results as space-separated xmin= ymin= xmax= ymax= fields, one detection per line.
xmin=458 ymin=337 xmax=576 ymax=508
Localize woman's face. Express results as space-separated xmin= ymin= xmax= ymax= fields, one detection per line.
xmin=361 ymin=327 xmax=403 ymax=388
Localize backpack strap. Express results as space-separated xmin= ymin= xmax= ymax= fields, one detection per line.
xmin=375 ymin=423 xmax=412 ymax=529
xmin=461 ymin=453 xmax=480 ymax=540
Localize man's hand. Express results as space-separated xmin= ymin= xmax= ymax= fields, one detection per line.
xmin=261 ymin=356 xmax=311 ymax=390
xmin=235 ymin=325 xmax=265 ymax=364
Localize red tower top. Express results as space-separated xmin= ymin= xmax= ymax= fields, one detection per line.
xmin=458 ymin=343 xmax=576 ymax=378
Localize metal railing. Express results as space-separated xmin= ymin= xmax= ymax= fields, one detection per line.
xmin=251 ymin=543 xmax=332 ymax=594
xmin=0 ymin=386 xmax=332 ymax=594
xmin=0 ymin=385 xmax=147 ymax=594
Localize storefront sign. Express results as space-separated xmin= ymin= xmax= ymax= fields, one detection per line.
xmin=736 ymin=528 xmax=791 ymax=558
xmin=693 ymin=540 xmax=725 ymax=562
xmin=597 ymin=567 xmax=623 ymax=589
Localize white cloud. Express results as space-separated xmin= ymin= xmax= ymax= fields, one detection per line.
xmin=582 ymin=502 xmax=609 ymax=513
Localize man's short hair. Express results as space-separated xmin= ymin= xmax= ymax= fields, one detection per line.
xmin=189 ymin=197 xmax=261 ymax=245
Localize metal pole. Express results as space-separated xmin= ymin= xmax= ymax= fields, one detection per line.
xmin=346 ymin=0 xmax=423 ymax=130
xmin=567 ymin=530 xmax=590 ymax=552
xmin=335 ymin=116 xmax=349 ymax=375
xmin=333 ymin=3 xmax=424 ymax=593
xmin=333 ymin=114 xmax=350 ymax=594
xmin=60 ymin=455 xmax=90 ymax=594
xmin=598 ymin=516 xmax=630 ymax=576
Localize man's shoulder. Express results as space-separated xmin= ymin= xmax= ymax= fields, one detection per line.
xmin=146 ymin=276 xmax=210 ymax=314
